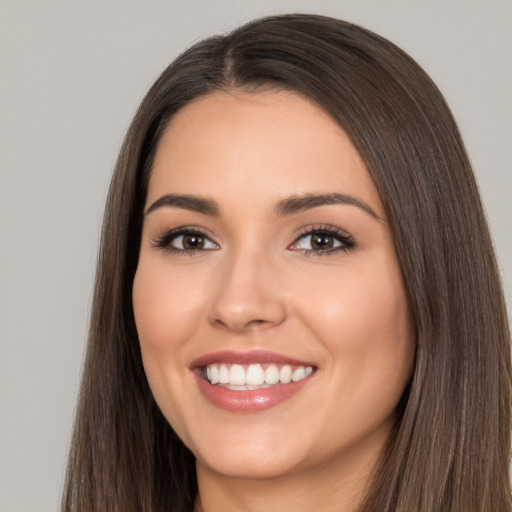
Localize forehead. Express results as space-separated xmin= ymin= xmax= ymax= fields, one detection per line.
xmin=148 ymin=90 xmax=383 ymax=216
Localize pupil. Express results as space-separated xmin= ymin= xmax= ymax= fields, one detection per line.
xmin=183 ymin=235 xmax=204 ymax=250
xmin=311 ymin=234 xmax=333 ymax=250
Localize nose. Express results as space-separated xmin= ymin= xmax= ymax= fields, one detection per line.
xmin=207 ymin=248 xmax=287 ymax=333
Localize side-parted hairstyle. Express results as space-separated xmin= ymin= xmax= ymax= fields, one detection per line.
xmin=62 ymin=14 xmax=511 ymax=512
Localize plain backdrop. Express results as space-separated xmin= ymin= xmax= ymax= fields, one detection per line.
xmin=0 ymin=1 xmax=510 ymax=510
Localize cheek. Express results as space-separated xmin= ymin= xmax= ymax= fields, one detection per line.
xmin=131 ymin=260 xmax=206 ymax=424
xmin=302 ymin=262 xmax=413 ymax=438
xmin=132 ymin=260 xmax=204 ymax=353
xmin=295 ymin=255 xmax=413 ymax=391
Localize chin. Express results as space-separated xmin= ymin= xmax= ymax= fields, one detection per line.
xmin=182 ymin=422 xmax=309 ymax=480
xmin=196 ymin=449 xmax=305 ymax=480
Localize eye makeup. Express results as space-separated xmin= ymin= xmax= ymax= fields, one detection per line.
xmin=151 ymin=222 xmax=356 ymax=258
xmin=288 ymin=224 xmax=356 ymax=256
xmin=152 ymin=226 xmax=219 ymax=255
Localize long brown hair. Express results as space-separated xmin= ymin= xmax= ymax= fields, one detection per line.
xmin=62 ymin=14 xmax=511 ymax=512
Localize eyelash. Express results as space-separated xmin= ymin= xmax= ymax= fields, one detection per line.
xmin=291 ymin=225 xmax=356 ymax=256
xmin=153 ymin=227 xmax=218 ymax=256
xmin=152 ymin=225 xmax=356 ymax=256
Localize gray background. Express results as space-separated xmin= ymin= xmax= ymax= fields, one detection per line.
xmin=0 ymin=1 xmax=510 ymax=510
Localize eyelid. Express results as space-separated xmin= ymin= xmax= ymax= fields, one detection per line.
xmin=152 ymin=225 xmax=219 ymax=253
xmin=150 ymin=223 xmax=355 ymax=256
xmin=288 ymin=224 xmax=356 ymax=254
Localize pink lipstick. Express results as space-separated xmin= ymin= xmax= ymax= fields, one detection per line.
xmin=191 ymin=350 xmax=317 ymax=412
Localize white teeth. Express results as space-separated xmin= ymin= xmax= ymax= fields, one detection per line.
xmin=204 ymin=363 xmax=314 ymax=388
xmin=219 ymin=364 xmax=229 ymax=384
xmin=210 ymin=365 xmax=219 ymax=384
xmin=292 ymin=367 xmax=306 ymax=382
xmin=279 ymin=365 xmax=292 ymax=384
xmin=246 ymin=364 xmax=265 ymax=386
xmin=229 ymin=364 xmax=246 ymax=385
xmin=264 ymin=364 xmax=280 ymax=385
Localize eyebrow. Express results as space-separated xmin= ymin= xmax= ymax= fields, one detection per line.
xmin=274 ymin=193 xmax=380 ymax=219
xmin=144 ymin=192 xmax=380 ymax=220
xmin=145 ymin=194 xmax=220 ymax=217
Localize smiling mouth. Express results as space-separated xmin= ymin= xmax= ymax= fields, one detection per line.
xmin=192 ymin=352 xmax=318 ymax=411
xmin=202 ymin=363 xmax=315 ymax=390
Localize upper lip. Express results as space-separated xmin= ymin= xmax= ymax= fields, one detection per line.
xmin=190 ymin=350 xmax=317 ymax=368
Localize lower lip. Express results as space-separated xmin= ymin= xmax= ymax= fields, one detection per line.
xmin=194 ymin=373 xmax=311 ymax=412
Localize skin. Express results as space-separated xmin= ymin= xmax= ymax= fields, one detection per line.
xmin=132 ymin=90 xmax=414 ymax=512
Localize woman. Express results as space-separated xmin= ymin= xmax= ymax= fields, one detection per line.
xmin=62 ymin=14 xmax=512 ymax=512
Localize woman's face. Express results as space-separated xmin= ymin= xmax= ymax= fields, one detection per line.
xmin=133 ymin=90 xmax=414 ymax=481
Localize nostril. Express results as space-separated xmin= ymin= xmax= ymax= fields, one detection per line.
xmin=247 ymin=319 xmax=270 ymax=330
xmin=212 ymin=317 xmax=273 ymax=332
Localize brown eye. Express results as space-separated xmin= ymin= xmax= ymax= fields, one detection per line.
xmin=289 ymin=228 xmax=356 ymax=255
xmin=310 ymin=233 xmax=334 ymax=250
xmin=155 ymin=229 xmax=218 ymax=252
xmin=182 ymin=234 xmax=205 ymax=250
